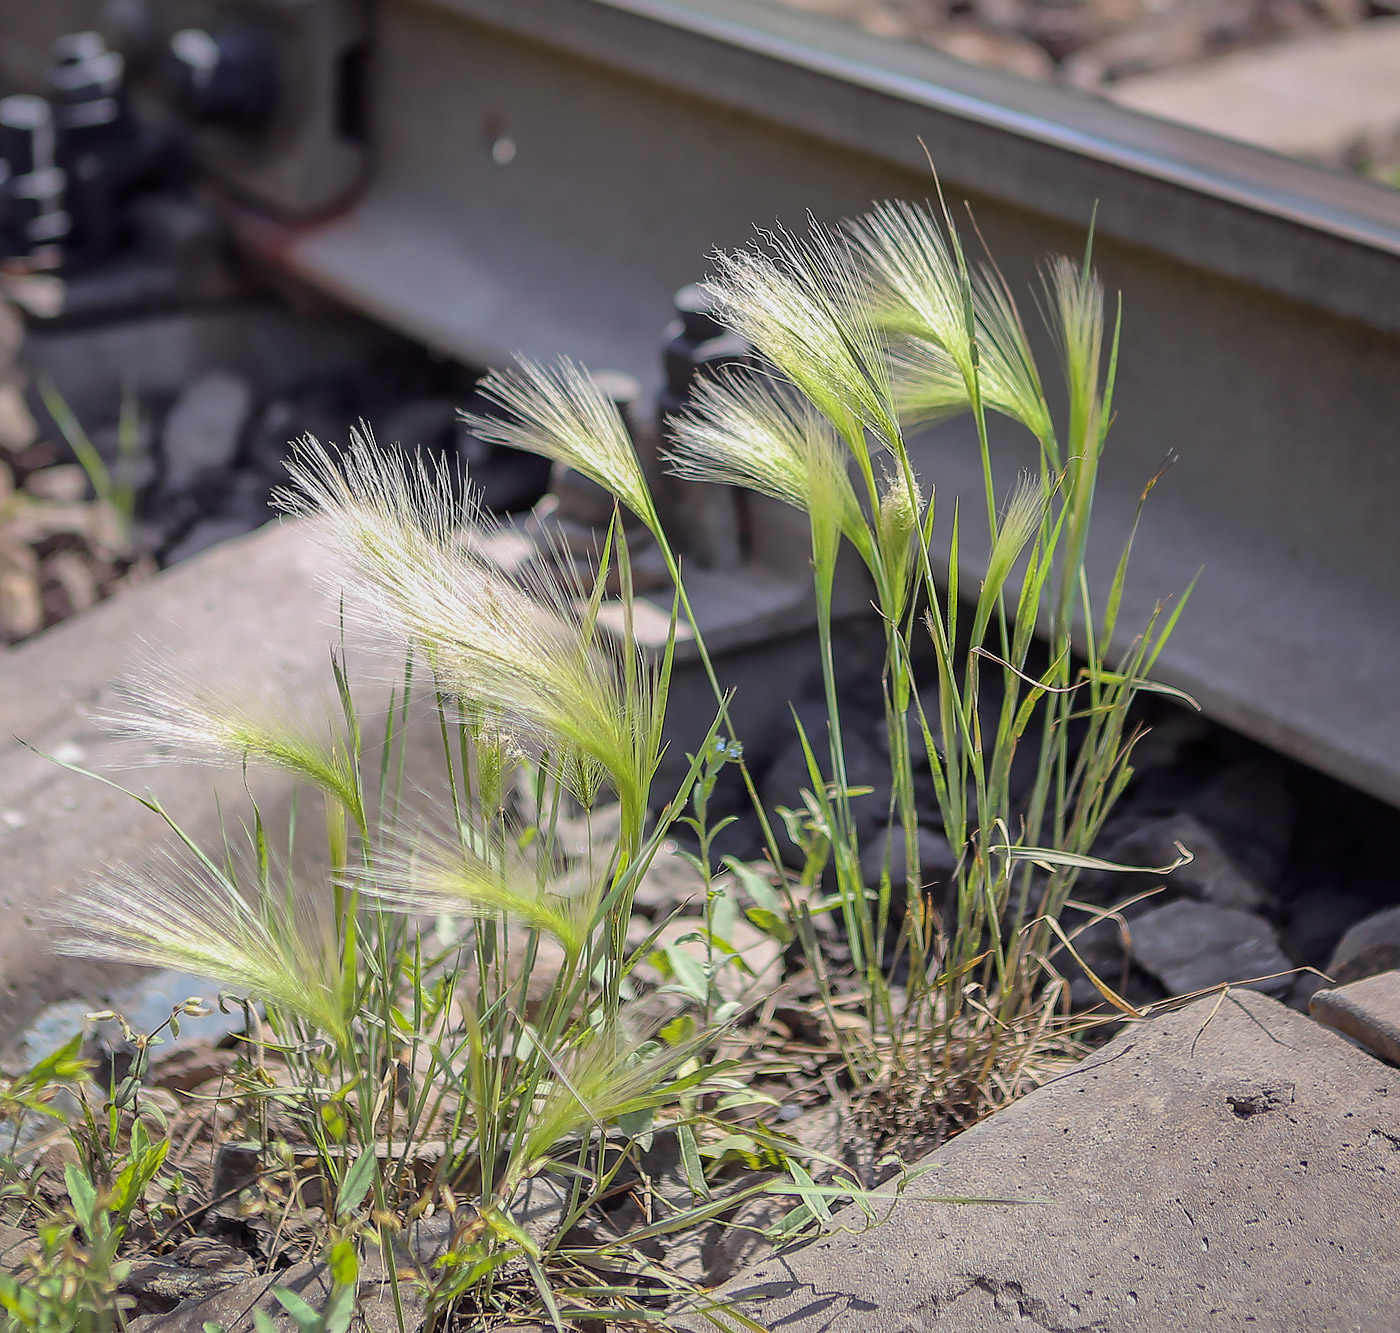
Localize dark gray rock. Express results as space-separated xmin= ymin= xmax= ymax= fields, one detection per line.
xmin=1188 ymin=757 xmax=1296 ymax=884
xmin=378 ymin=396 xmax=456 ymax=454
xmin=0 ymin=1223 xmax=37 ymax=1273
xmin=211 ymin=1143 xmax=261 ymax=1200
xmin=679 ymin=990 xmax=1400 ymax=1333
xmin=548 ymin=459 xmax=619 ymax=528
xmin=762 ymin=717 xmax=890 ymax=864
xmin=1327 ymin=905 xmax=1400 ymax=985
xmin=1129 ymin=898 xmax=1294 ymax=997
xmin=0 ymin=296 xmax=22 ymax=373
xmin=455 ymin=389 xmax=552 ymax=513
xmin=244 ymin=398 xmax=298 ymax=482
xmin=148 ymin=1039 xmax=239 ymax=1093
xmin=111 ymin=448 xmax=159 ymax=501
xmin=1056 ymin=911 xmax=1164 ymax=1013
xmin=1118 ymin=708 xmax=1210 ymax=778
xmin=859 ymin=823 xmax=957 ymax=891
xmin=161 ymin=371 xmax=253 ymax=492
xmin=1286 ymin=969 xmax=1331 ymax=1012
xmin=1286 ymin=884 xmax=1370 ymax=967
xmin=92 ymin=418 xmax=158 ymax=499
xmin=1107 ymin=812 xmax=1273 ymax=913
xmin=198 ymin=469 xmax=275 ymax=531
xmin=123 ymin=1240 xmax=255 ymax=1314
xmin=705 ymin=806 xmax=766 ymax=864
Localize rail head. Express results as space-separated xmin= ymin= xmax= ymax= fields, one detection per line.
xmin=415 ymin=0 xmax=1400 ymax=335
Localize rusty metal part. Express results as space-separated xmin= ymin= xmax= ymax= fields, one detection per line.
xmin=0 ymin=0 xmax=369 ymax=218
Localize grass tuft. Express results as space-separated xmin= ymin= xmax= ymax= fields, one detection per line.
xmin=16 ymin=179 xmax=1189 ymax=1332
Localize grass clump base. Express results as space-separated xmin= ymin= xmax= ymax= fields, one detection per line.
xmin=1 ymin=181 xmax=1188 ymax=1332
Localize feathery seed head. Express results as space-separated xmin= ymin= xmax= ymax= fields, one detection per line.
xmin=464 ymin=358 xmax=659 ymax=536
xmin=704 ymin=224 xmax=899 ymax=452
xmin=456 ymin=706 xmax=522 ymax=822
xmin=887 ymin=335 xmax=972 ymax=426
xmin=378 ymin=541 xmax=653 ymax=816
xmin=877 ymin=469 xmax=924 ymax=558
xmin=100 ymin=663 xmax=365 ymax=832
xmin=666 ymin=371 xmax=870 ymax=575
xmin=278 ymin=428 xmax=462 ymax=569
xmin=889 ymin=322 xmax=1052 ymax=445
xmin=1042 ymin=255 xmax=1106 ymax=436
xmin=284 ymin=435 xmax=661 ymax=827
xmin=984 ymin=473 xmax=1049 ymax=598
xmin=876 ymin=468 xmax=926 ymax=620
xmin=973 ymin=270 xmax=1056 ymax=447
xmin=363 ymin=829 xmax=602 ymax=961
xmin=516 ymin=1023 xmax=701 ymax=1176
xmin=853 ymin=202 xmax=1054 ymax=447
xmin=51 ymin=854 xmax=353 ymax=1046
xmin=849 ymin=200 xmax=975 ymax=381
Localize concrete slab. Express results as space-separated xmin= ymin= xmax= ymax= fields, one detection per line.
xmin=0 ymin=509 xmax=810 ymax=1043
xmin=1311 ymin=970 xmax=1400 ymax=1066
xmin=1111 ymin=18 xmax=1400 ymax=168
xmin=688 ymin=990 xmax=1400 ymax=1332
xmin=0 ymin=519 xmax=356 ymax=1039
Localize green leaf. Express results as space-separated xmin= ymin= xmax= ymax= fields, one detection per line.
xmin=38 ymin=376 xmax=124 ymax=522
xmin=17 ymin=1033 xmax=88 ymax=1090
xmin=326 ymin=1238 xmax=359 ymax=1288
xmin=992 ymin=843 xmax=1191 ymax=875
xmin=658 ymin=1013 xmax=696 ymax=1046
xmin=270 ymin=1286 xmax=323 ymax=1333
xmin=785 ymin=1160 xmax=832 ymax=1226
xmin=322 ymin=1284 xmax=356 ymax=1333
xmin=677 ymin=1123 xmax=712 ymax=1200
xmin=524 ymin=1252 xmax=566 ymax=1333
xmin=1081 ymin=670 xmax=1200 ymax=709
xmin=616 ymin=1107 xmax=654 ymax=1146
xmin=0 ymin=1274 xmax=27 ymax=1314
xmin=722 ymin=856 xmax=781 ymax=912
xmin=484 ymin=1205 xmax=542 ymax=1260
xmin=113 ymin=1074 xmax=142 ymax=1110
xmin=744 ymin=906 xmax=792 ymax=945
xmin=697 ymin=1132 xmax=782 ymax=1171
xmin=581 ymin=1178 xmax=774 ymax=1246
xmin=658 ymin=942 xmax=709 ymax=1002
xmin=334 ymin=1150 xmax=377 ymax=1220
xmin=108 ymin=1131 xmax=170 ymax=1227
xmin=64 ymin=1162 xmax=100 ymax=1234
xmin=713 ymin=1089 xmax=779 ymax=1112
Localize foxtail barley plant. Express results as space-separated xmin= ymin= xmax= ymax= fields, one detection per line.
xmin=473 ymin=194 xmax=1187 ymax=1138
xmin=39 ymin=182 xmax=1185 ymax=1329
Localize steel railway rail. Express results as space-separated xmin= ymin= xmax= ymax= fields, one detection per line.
xmin=4 ymin=0 xmax=1400 ymax=807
